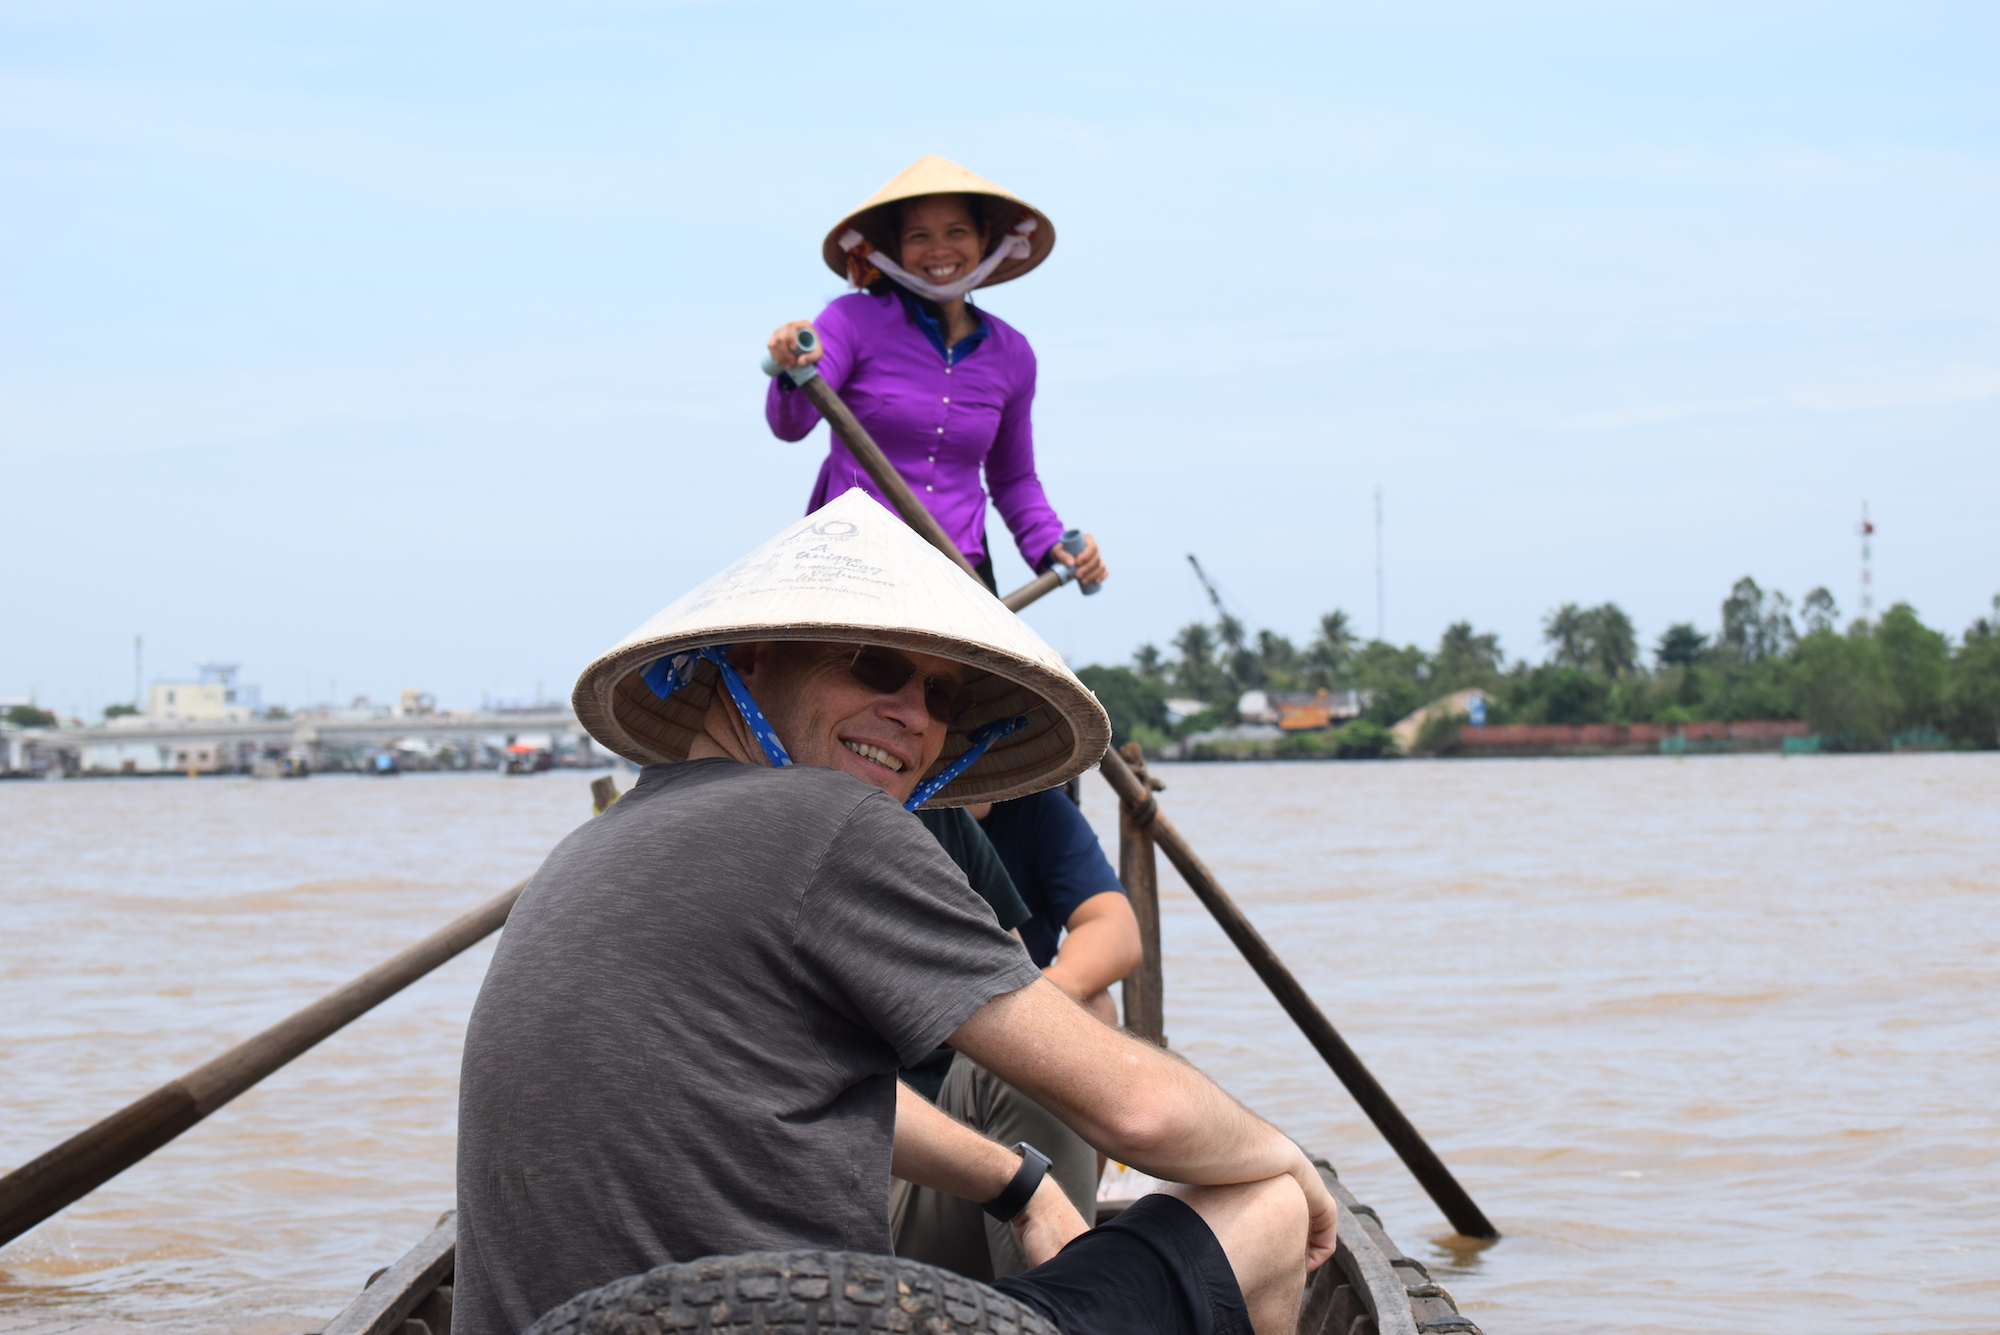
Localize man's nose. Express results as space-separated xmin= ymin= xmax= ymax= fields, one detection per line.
xmin=880 ymin=677 xmax=933 ymax=730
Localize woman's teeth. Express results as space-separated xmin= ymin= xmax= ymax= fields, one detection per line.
xmin=926 ymin=264 xmax=959 ymax=278
xmin=844 ymin=740 xmax=903 ymax=771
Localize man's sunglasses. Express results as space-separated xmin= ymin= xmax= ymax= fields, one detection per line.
xmin=846 ymin=646 xmax=967 ymax=724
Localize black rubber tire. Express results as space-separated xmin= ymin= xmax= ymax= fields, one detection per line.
xmin=524 ymin=1250 xmax=1059 ymax=1335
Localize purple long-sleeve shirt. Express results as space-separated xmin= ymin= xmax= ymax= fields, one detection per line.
xmin=765 ymin=291 xmax=1065 ymax=570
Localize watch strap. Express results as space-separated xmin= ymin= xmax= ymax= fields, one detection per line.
xmin=981 ymin=1141 xmax=1052 ymax=1222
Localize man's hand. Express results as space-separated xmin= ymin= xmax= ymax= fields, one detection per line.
xmin=1011 ymin=1171 xmax=1090 ymax=1267
xmin=1289 ymin=1151 xmax=1339 ymax=1269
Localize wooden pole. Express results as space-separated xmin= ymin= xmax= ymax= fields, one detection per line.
xmin=1001 ymin=568 xmax=1065 ymax=612
xmin=0 ymin=879 xmax=528 ymax=1247
xmin=780 ymin=362 xmax=1495 ymax=1236
xmin=792 ymin=376 xmax=983 ymax=585
xmin=1096 ymin=747 xmax=1500 ymax=1241
xmin=1117 ymin=743 xmax=1165 ymax=1046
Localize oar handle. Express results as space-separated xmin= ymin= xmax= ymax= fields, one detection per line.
xmin=1059 ymin=529 xmax=1100 ymax=596
xmin=761 ymin=327 xmax=821 ymax=386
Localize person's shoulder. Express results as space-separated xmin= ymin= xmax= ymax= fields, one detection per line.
xmin=976 ymin=307 xmax=1033 ymax=354
xmin=646 ymin=759 xmax=878 ymax=825
xmin=821 ymin=290 xmax=898 ymax=327
xmin=975 ymin=304 xmax=1025 ymax=338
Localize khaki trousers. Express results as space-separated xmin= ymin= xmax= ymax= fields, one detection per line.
xmin=889 ymin=1057 xmax=1100 ymax=1281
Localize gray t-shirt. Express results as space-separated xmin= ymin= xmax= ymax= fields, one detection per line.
xmin=454 ymin=759 xmax=1041 ymax=1335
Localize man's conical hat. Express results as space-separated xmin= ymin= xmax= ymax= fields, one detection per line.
xmin=821 ymin=155 xmax=1055 ymax=290
xmin=572 ymin=490 xmax=1108 ymax=806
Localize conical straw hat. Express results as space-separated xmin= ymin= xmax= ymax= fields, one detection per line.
xmin=821 ymin=155 xmax=1055 ymax=290
xmin=573 ymin=489 xmax=1109 ymax=806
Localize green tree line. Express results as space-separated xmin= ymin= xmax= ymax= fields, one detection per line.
xmin=1077 ymin=578 xmax=2000 ymax=755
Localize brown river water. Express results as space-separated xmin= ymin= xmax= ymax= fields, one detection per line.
xmin=2 ymin=755 xmax=1996 ymax=1334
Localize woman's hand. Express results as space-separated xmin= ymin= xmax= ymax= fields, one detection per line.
xmin=767 ymin=320 xmax=823 ymax=369
xmin=1011 ymin=1172 xmax=1091 ymax=1266
xmin=1049 ymin=532 xmax=1108 ymax=586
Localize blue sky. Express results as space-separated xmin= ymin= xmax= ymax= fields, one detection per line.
xmin=5 ymin=1 xmax=1996 ymax=715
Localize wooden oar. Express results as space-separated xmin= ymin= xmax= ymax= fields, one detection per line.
xmin=777 ymin=357 xmax=1503 ymax=1237
xmin=766 ymin=331 xmax=982 ymax=585
xmin=1002 ymin=530 xmax=1099 ymax=611
xmin=1096 ymin=746 xmax=1500 ymax=1241
xmin=0 ymin=880 xmax=527 ymax=1247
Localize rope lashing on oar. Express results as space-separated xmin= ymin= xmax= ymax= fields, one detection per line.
xmin=838 ymin=217 xmax=1036 ymax=302
xmin=643 ymin=647 xmax=1025 ymax=810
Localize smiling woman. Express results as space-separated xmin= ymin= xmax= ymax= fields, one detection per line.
xmin=764 ymin=156 xmax=1107 ymax=594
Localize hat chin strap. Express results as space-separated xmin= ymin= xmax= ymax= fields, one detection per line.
xmin=840 ymin=218 xmax=1036 ymax=302
xmin=641 ymin=648 xmax=1028 ymax=810
xmin=902 ymin=714 xmax=1029 ymax=810
xmin=642 ymin=646 xmax=793 ymax=769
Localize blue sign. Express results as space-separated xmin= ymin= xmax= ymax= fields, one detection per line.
xmin=1467 ymin=694 xmax=1487 ymax=727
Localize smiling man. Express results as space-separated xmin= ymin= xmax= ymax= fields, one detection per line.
xmin=453 ymin=492 xmax=1334 ymax=1335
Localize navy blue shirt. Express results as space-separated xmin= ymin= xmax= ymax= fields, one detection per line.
xmin=978 ymin=789 xmax=1126 ymax=967
xmin=898 ymin=289 xmax=991 ymax=365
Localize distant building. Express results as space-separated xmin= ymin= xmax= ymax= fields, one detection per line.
xmin=80 ymin=740 xmax=175 ymax=775
xmin=149 ymin=663 xmax=262 ymax=722
xmin=1237 ymin=691 xmax=1280 ymax=724
xmin=1164 ymin=698 xmax=1210 ymax=726
xmin=1264 ymin=689 xmax=1371 ymax=732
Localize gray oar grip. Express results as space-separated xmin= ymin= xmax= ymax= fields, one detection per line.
xmin=761 ymin=326 xmax=821 ymax=385
xmin=1061 ymin=529 xmax=1100 ymax=595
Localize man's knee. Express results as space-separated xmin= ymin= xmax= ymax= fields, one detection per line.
xmin=1168 ymin=1173 xmax=1305 ymax=1232
xmin=1164 ymin=1176 xmax=1309 ymax=1288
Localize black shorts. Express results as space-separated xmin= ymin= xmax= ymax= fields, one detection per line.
xmin=992 ymin=1194 xmax=1250 ymax=1335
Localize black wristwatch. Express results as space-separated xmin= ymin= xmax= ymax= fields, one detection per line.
xmin=981 ymin=1142 xmax=1052 ymax=1222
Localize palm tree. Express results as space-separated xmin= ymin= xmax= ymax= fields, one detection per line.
xmin=1434 ymin=621 xmax=1504 ymax=685
xmin=1655 ymin=623 xmax=1708 ymax=667
xmin=1800 ymin=587 xmax=1839 ymax=635
xmin=1172 ymin=623 xmax=1223 ymax=700
xmin=1543 ymin=603 xmax=1589 ymax=669
xmin=1582 ymin=604 xmax=1637 ymax=678
xmin=1305 ymin=610 xmax=1356 ymax=682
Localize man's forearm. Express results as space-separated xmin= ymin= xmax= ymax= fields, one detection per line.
xmin=951 ymin=979 xmax=1301 ymax=1186
xmin=890 ymin=1079 xmax=1021 ymax=1200
xmin=891 ymin=1078 xmax=1093 ymax=1267
xmin=950 ymin=979 xmax=1339 ymax=1267
xmin=1042 ymin=892 xmax=1141 ymax=1002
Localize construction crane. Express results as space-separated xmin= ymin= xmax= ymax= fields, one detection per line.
xmin=1186 ymin=554 xmax=1246 ymax=651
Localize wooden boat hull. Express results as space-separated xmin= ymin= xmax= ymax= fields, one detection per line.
xmin=319 ymin=1160 xmax=1481 ymax=1335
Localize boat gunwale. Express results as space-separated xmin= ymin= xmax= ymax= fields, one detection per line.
xmin=317 ymin=1160 xmax=1483 ymax=1335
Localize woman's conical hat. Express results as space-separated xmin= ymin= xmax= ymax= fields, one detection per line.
xmin=821 ymin=155 xmax=1055 ymax=290
xmin=572 ymin=489 xmax=1109 ymax=806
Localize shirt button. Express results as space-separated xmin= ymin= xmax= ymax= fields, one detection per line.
xmin=928 ymin=455 xmax=935 ymax=462
xmin=945 ymin=368 xmax=952 ymax=375
xmin=936 ymin=427 xmax=943 ymax=434
xmin=925 ymin=485 xmax=934 ymax=492
xmin=943 ymin=397 xmax=950 ymax=403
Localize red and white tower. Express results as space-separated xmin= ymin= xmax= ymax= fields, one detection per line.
xmin=1858 ymin=502 xmax=1875 ymax=623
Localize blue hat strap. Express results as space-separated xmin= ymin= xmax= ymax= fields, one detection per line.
xmin=904 ymin=714 xmax=1029 ymax=811
xmin=640 ymin=644 xmax=792 ymax=770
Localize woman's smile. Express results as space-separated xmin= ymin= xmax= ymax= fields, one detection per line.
xmin=898 ymin=195 xmax=986 ymax=289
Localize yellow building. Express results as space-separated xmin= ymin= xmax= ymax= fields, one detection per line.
xmin=148 ymin=663 xmax=261 ymax=722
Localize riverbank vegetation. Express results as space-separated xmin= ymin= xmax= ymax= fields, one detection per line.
xmin=1076 ymin=578 xmax=2000 ymax=756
